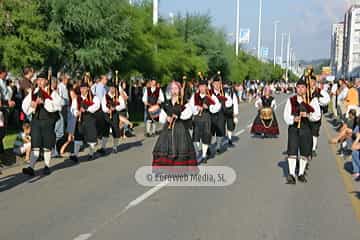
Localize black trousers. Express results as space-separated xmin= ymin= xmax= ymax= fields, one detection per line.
xmin=287 ymin=124 xmax=313 ymax=157
xmin=104 ymin=112 xmax=121 ymax=138
xmin=31 ymin=118 xmax=56 ymax=149
xmin=211 ymin=112 xmax=226 ymax=137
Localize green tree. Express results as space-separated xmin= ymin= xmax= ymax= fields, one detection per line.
xmin=0 ymin=0 xmax=61 ymax=73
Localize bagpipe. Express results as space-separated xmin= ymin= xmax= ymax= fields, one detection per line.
xmin=297 ymin=67 xmax=315 ymax=129
xmin=31 ymin=68 xmax=53 ymax=108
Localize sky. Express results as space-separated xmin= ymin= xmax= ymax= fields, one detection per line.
xmin=159 ymin=0 xmax=356 ymax=61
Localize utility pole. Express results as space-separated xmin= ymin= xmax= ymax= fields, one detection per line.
xmin=257 ymin=0 xmax=263 ymax=59
xmin=273 ymin=21 xmax=279 ymax=66
xmin=235 ymin=0 xmax=240 ymax=56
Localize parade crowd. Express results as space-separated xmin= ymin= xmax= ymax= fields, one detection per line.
xmin=0 ymin=65 xmax=360 ymax=184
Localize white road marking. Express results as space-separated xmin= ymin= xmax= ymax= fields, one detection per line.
xmin=73 ymin=181 xmax=169 ymax=240
xmin=235 ymin=129 xmax=245 ymax=136
xmin=74 ymin=233 xmax=93 ymax=240
xmin=124 ymin=180 xmax=169 ymax=211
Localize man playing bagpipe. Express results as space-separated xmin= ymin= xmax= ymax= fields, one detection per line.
xmin=309 ymin=76 xmax=330 ymax=157
xmin=22 ymin=70 xmax=63 ymax=176
xmin=283 ymin=78 xmax=321 ymax=184
xmin=210 ymin=74 xmax=228 ymax=154
xmin=223 ymin=80 xmax=239 ymax=146
xmin=101 ymin=84 xmax=125 ymax=153
xmin=142 ymin=78 xmax=165 ymax=137
xmin=189 ymin=79 xmax=221 ymax=163
xmin=70 ymin=82 xmax=101 ymax=162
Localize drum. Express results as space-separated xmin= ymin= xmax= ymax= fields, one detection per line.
xmin=148 ymin=104 xmax=161 ymax=119
xmin=260 ymin=107 xmax=273 ymax=121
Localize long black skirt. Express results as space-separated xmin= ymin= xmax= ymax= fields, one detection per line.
xmin=152 ymin=120 xmax=197 ymax=166
xmin=250 ymin=111 xmax=280 ymax=136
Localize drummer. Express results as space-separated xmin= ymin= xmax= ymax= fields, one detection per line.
xmin=142 ymin=78 xmax=165 ymax=137
xmin=250 ymin=86 xmax=280 ymax=138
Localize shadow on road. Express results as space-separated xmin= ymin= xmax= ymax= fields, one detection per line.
xmin=278 ymin=159 xmax=289 ymax=177
xmin=0 ymin=140 xmax=145 ymax=192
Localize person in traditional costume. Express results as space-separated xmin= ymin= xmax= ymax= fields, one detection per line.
xmin=283 ymin=79 xmax=321 ymax=184
xmin=189 ymin=80 xmax=221 ymax=163
xmin=101 ymin=84 xmax=124 ymax=153
xmin=309 ymin=77 xmax=330 ymax=156
xmin=70 ymin=82 xmax=101 ymax=162
xmin=152 ymin=81 xmax=197 ymax=166
xmin=210 ymin=75 xmax=227 ymax=154
xmin=92 ymin=75 xmax=109 ymax=156
xmin=250 ymin=86 xmax=280 ymax=138
xmin=22 ymin=70 xmax=63 ymax=176
xmin=223 ymin=81 xmax=239 ymax=146
xmin=142 ymin=78 xmax=165 ymax=137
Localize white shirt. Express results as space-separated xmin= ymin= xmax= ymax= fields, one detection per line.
xmin=101 ymin=93 xmax=126 ymax=113
xmin=22 ymin=88 xmax=63 ymax=116
xmin=142 ymin=87 xmax=165 ymax=104
xmin=58 ymin=82 xmax=69 ymax=106
xmin=283 ymin=95 xmax=321 ymax=126
xmin=188 ymin=93 xmax=221 ymax=115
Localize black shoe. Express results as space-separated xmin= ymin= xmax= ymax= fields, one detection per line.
xmin=202 ymin=157 xmax=208 ymax=164
xmin=228 ymin=140 xmax=234 ymax=147
xmin=112 ymin=148 xmax=118 ymax=154
xmin=298 ymin=174 xmax=307 ymax=183
xmin=43 ymin=166 xmax=51 ymax=175
xmin=97 ymin=148 xmax=106 ymax=156
xmin=312 ymin=150 xmax=317 ymax=157
xmin=206 ymin=149 xmax=211 ymax=157
xmin=22 ymin=167 xmax=35 ymax=176
xmin=286 ymin=175 xmax=296 ymax=184
xmin=145 ymin=133 xmax=151 ymax=138
xmin=87 ymin=154 xmax=94 ymax=161
xmin=70 ymin=156 xmax=79 ymax=163
xmin=355 ymin=175 xmax=360 ymax=182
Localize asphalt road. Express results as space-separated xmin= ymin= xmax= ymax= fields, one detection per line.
xmin=0 ymin=94 xmax=359 ymax=240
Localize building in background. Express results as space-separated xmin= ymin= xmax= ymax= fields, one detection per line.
xmin=342 ymin=5 xmax=360 ymax=79
xmin=330 ymin=22 xmax=344 ymax=78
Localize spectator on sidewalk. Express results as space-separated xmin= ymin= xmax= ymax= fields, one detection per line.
xmin=351 ymin=126 xmax=360 ymax=181
xmin=13 ymin=122 xmax=31 ymax=163
xmin=344 ymin=80 xmax=359 ymax=117
xmin=337 ymin=79 xmax=349 ymax=121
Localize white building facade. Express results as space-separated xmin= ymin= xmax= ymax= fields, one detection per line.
xmin=330 ymin=22 xmax=344 ymax=78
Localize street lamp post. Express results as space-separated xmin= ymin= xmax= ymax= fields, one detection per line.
xmin=273 ymin=20 xmax=279 ymax=67
xmin=257 ymin=0 xmax=263 ymax=59
xmin=280 ymin=33 xmax=286 ymax=68
xmin=235 ymin=0 xmax=240 ymax=56
xmin=285 ymin=32 xmax=291 ymax=82
xmin=153 ymin=0 xmax=159 ymax=25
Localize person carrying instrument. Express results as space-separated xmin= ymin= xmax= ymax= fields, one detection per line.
xmin=309 ymin=76 xmax=330 ymax=157
xmin=189 ymin=79 xmax=221 ymax=163
xmin=152 ymin=81 xmax=196 ymax=166
xmin=22 ymin=70 xmax=63 ymax=176
xmin=210 ymin=75 xmax=227 ymax=154
xmin=70 ymin=82 xmax=101 ymax=162
xmin=142 ymin=78 xmax=164 ymax=137
xmin=101 ymin=84 xmax=124 ymax=153
xmin=223 ymin=80 xmax=239 ymax=146
xmin=250 ymin=86 xmax=280 ymax=138
xmin=283 ymin=78 xmax=321 ymax=184
xmin=92 ymin=75 xmax=109 ymax=156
